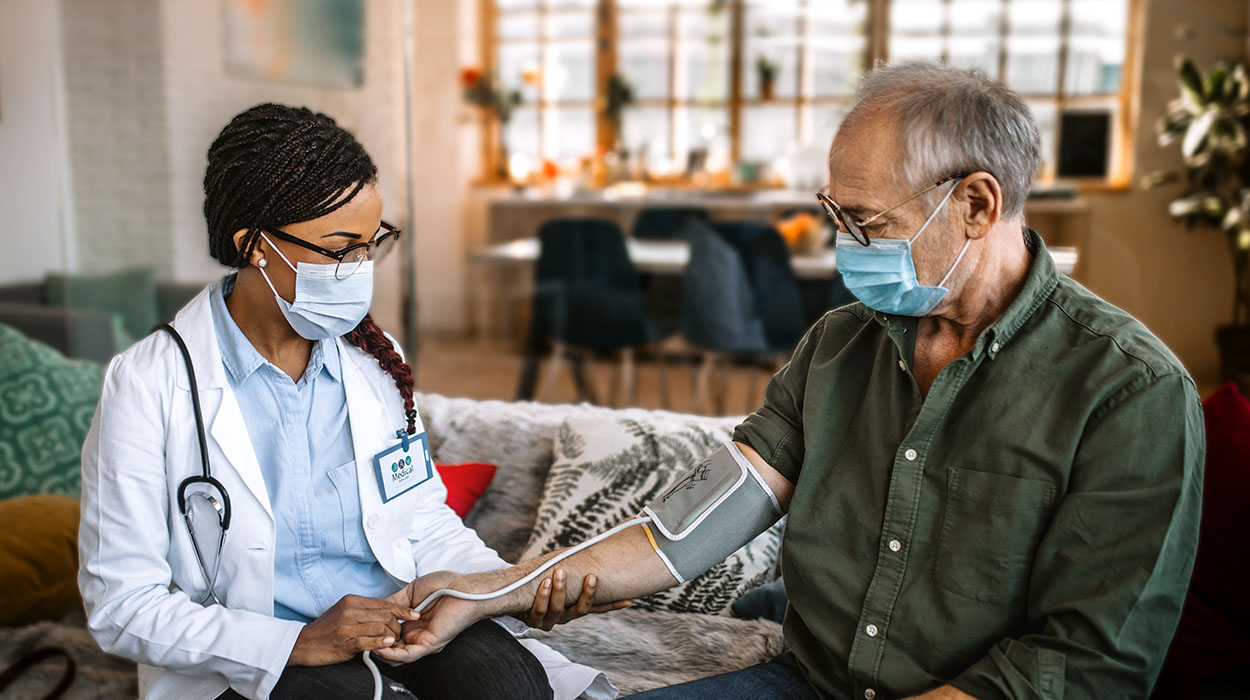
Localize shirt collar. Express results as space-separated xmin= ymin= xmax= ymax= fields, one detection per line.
xmin=971 ymin=228 xmax=1058 ymax=361
xmin=871 ymin=228 xmax=1058 ymax=361
xmin=210 ymin=274 xmax=342 ymax=385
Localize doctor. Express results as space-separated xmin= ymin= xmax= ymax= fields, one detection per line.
xmin=78 ymin=103 xmax=622 ymax=700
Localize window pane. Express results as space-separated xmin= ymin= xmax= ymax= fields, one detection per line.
xmin=1005 ymin=0 xmax=1061 ymax=94
xmin=889 ymin=0 xmax=944 ymax=38
xmin=949 ymin=0 xmax=1004 ymax=36
xmin=680 ymin=106 xmax=731 ymax=171
xmin=544 ymin=10 xmax=594 ymax=39
xmin=620 ymin=40 xmax=670 ymax=100
xmin=497 ymin=42 xmax=540 ymax=95
xmin=623 ymin=107 xmax=672 ymax=169
xmin=497 ymin=12 xmax=540 ymax=41
xmin=812 ymin=45 xmax=865 ymax=98
xmin=1066 ymin=0 xmax=1128 ymax=95
xmin=619 ymin=8 xmax=668 ymax=39
xmin=1006 ymin=37 xmax=1060 ymax=94
xmin=812 ymin=103 xmax=846 ymax=144
xmin=503 ymin=107 xmax=541 ymax=164
xmin=543 ymin=107 xmax=594 ymax=163
xmin=744 ymin=0 xmax=802 ymax=100
xmin=742 ymin=104 xmax=799 ymax=162
xmin=677 ymin=7 xmax=730 ymax=102
xmin=497 ymin=0 xmax=539 ymax=10
xmin=1026 ymin=100 xmax=1058 ymax=178
xmin=545 ymin=41 xmax=595 ymax=101
xmin=948 ymin=35 xmax=1002 ymax=79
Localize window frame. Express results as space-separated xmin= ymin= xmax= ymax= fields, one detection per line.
xmin=477 ymin=0 xmax=1144 ymax=191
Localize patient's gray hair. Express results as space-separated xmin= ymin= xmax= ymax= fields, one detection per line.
xmin=833 ymin=62 xmax=1040 ymax=221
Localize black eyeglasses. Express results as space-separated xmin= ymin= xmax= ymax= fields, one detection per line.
xmin=816 ymin=174 xmax=967 ymax=246
xmin=261 ymin=221 xmax=402 ymax=280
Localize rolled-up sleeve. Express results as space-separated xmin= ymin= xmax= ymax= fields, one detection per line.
xmin=951 ymin=372 xmax=1204 ymax=699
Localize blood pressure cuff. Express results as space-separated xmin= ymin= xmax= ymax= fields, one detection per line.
xmin=640 ymin=442 xmax=784 ymax=583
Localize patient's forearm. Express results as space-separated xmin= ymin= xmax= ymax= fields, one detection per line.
xmin=467 ymin=523 xmax=677 ymax=619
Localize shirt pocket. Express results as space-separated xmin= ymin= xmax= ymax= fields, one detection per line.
xmin=327 ymin=460 xmax=373 ymax=556
xmin=932 ymin=467 xmax=1056 ymax=604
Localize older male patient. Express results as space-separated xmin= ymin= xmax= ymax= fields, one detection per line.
xmin=384 ymin=63 xmax=1204 ymax=699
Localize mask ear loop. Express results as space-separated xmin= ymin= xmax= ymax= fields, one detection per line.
xmin=255 ymin=232 xmax=296 ymax=300
xmin=936 ymin=237 xmax=973 ymax=289
xmin=909 ymin=183 xmax=961 ymax=245
xmin=908 ymin=181 xmax=970 ymax=289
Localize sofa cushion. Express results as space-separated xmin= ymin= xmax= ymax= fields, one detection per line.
xmin=45 ymin=267 xmax=159 ymax=352
xmin=435 ymin=462 xmax=498 ymax=519
xmin=520 ymin=413 xmax=783 ymax=615
xmin=0 ymin=494 xmax=83 ymax=627
xmin=0 ymin=324 xmax=104 ymax=500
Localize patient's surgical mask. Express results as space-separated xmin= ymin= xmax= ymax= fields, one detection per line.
xmin=257 ymin=232 xmax=374 ymax=340
xmin=835 ymin=183 xmax=970 ymax=317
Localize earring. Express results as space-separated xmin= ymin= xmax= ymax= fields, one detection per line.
xmin=257 ymin=257 xmax=267 ymax=268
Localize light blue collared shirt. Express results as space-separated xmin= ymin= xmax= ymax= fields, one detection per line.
xmin=209 ymin=276 xmax=397 ymax=622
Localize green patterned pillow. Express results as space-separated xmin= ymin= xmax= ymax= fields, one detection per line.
xmin=519 ymin=413 xmax=783 ymax=616
xmin=0 ymin=324 xmax=104 ymax=499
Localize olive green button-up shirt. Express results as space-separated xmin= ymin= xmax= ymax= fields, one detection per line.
xmin=733 ymin=231 xmax=1203 ymax=700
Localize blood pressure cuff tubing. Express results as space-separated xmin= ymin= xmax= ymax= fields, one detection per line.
xmin=640 ymin=441 xmax=784 ymax=583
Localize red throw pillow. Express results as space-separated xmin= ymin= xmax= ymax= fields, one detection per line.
xmin=1154 ymin=382 xmax=1250 ymax=696
xmin=435 ymin=463 xmax=498 ymax=519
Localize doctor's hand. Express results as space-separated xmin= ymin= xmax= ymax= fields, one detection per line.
xmin=287 ymin=594 xmax=420 ymax=667
xmin=373 ymin=571 xmax=487 ymax=664
xmin=523 ymin=569 xmax=631 ymax=631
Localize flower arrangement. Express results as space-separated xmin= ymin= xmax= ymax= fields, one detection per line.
xmin=461 ymin=67 xmax=522 ymax=124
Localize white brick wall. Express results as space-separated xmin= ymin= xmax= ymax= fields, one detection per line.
xmin=59 ymin=0 xmax=174 ymax=277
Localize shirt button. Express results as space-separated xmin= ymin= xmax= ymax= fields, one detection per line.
xmin=992 ymin=341 xmax=1001 ymax=353
xmin=865 ymin=690 xmax=877 ymax=700
xmin=865 ymin=624 xmax=879 ymax=637
xmin=889 ymin=539 xmax=902 ymax=552
xmin=367 ymin=514 xmax=380 ymax=529
xmin=904 ymin=448 xmax=918 ymax=461
xmin=897 ymin=359 xmax=907 ymax=372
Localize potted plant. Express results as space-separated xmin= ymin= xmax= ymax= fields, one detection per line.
xmin=462 ymin=67 xmax=523 ymax=180
xmin=604 ymin=73 xmax=636 ymax=155
xmin=756 ymin=56 xmax=779 ymax=101
xmin=1144 ymin=56 xmax=1250 ymax=387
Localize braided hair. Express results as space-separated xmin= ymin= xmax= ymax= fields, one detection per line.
xmin=204 ymin=103 xmax=417 ymax=434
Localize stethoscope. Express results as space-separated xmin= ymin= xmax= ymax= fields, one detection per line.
xmin=158 ymin=323 xmax=232 ymax=606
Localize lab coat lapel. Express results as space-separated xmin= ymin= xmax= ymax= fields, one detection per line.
xmin=170 ymin=286 xmax=274 ymax=521
xmin=339 ymin=340 xmax=414 ymax=581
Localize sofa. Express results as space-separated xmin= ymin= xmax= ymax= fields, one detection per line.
xmin=0 ymin=392 xmax=785 ymax=699
xmin=0 ymin=276 xmax=203 ymax=364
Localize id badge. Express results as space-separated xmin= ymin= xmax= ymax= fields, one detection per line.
xmin=373 ymin=430 xmax=434 ymax=502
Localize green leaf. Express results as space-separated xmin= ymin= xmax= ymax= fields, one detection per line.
xmin=1206 ymin=63 xmax=1229 ymax=103
xmin=1177 ymin=56 xmax=1207 ymax=111
xmin=1222 ymin=206 xmax=1243 ymax=231
xmin=1181 ymin=108 xmax=1217 ymax=161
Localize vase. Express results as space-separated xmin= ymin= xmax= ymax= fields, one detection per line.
xmin=760 ymin=78 xmax=775 ymax=101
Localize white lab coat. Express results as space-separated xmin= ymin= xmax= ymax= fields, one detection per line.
xmin=78 ymin=285 xmax=616 ymax=700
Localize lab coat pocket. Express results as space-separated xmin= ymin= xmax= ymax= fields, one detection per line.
xmin=328 ymin=460 xmax=373 ymax=556
xmin=932 ymin=467 xmax=1056 ymax=605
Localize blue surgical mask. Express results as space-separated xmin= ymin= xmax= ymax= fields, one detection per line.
xmin=835 ymin=185 xmax=970 ymax=317
xmin=257 ymin=232 xmax=374 ymax=340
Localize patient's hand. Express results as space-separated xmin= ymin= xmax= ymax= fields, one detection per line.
xmin=375 ymin=571 xmax=485 ymax=663
xmin=522 ymin=569 xmax=631 ymax=631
